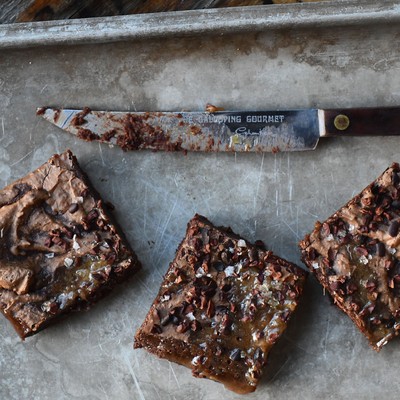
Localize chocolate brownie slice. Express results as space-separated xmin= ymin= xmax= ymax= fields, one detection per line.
xmin=0 ymin=150 xmax=140 ymax=338
xmin=134 ymin=214 xmax=307 ymax=394
xmin=300 ymin=163 xmax=400 ymax=351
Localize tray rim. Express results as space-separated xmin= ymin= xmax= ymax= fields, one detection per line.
xmin=0 ymin=0 xmax=399 ymax=49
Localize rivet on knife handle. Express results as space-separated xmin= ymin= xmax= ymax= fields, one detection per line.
xmin=334 ymin=114 xmax=350 ymax=131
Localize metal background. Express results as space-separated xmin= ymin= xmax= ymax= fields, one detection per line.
xmin=1 ymin=1 xmax=400 ymax=399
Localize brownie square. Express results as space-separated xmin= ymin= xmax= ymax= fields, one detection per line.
xmin=300 ymin=163 xmax=400 ymax=351
xmin=0 ymin=150 xmax=141 ymax=338
xmin=134 ymin=214 xmax=307 ymax=394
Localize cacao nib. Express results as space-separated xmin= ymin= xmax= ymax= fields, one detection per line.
xmin=339 ymin=235 xmax=351 ymax=245
xmin=349 ymin=301 xmax=360 ymax=312
xmin=253 ymin=348 xmax=264 ymax=362
xmin=200 ymin=295 xmax=208 ymax=310
xmin=254 ymin=240 xmax=266 ymax=250
xmin=322 ymin=222 xmax=331 ymax=236
xmin=279 ymin=309 xmax=291 ymax=322
xmin=221 ymin=283 xmax=232 ymax=292
xmin=215 ymin=305 xmax=229 ymax=315
xmin=170 ymin=306 xmax=183 ymax=316
xmin=307 ymin=247 xmax=318 ymax=261
xmin=201 ymin=228 xmax=210 ymax=245
xmin=176 ymin=321 xmax=190 ymax=333
xmin=220 ymin=314 xmax=231 ymax=334
xmin=254 ymin=330 xmax=264 ymax=340
xmin=365 ymin=280 xmax=377 ymax=292
xmin=327 ymin=248 xmax=337 ymax=261
xmin=150 ymin=324 xmax=162 ymax=334
xmin=170 ymin=315 xmax=180 ymax=325
xmin=68 ymin=203 xmax=79 ymax=214
xmin=329 ymin=281 xmax=341 ymax=292
xmin=392 ymin=172 xmax=400 ymax=186
xmin=389 ymin=220 xmax=399 ymax=237
xmin=370 ymin=316 xmax=381 ymax=325
xmin=229 ymin=348 xmax=241 ymax=361
xmin=225 ymin=239 xmax=234 ymax=248
xmin=221 ymin=251 xmax=230 ymax=264
xmin=44 ymin=236 xmax=52 ymax=247
xmin=211 ymin=261 xmax=225 ymax=272
xmin=190 ymin=320 xmax=201 ymax=332
xmin=206 ymin=300 xmax=215 ymax=318
xmin=392 ymin=200 xmax=400 ymax=209
xmin=355 ymin=246 xmax=368 ymax=257
xmin=47 ymin=301 xmax=59 ymax=315
xmin=160 ymin=315 xmax=171 ymax=326
xmin=249 ymin=248 xmax=258 ymax=262
xmin=376 ymin=242 xmax=386 ymax=257
xmin=359 ymin=302 xmax=375 ymax=317
xmin=184 ymin=304 xmax=195 ymax=315
xmin=91 ymin=269 xmax=110 ymax=282
xmin=346 ymin=282 xmax=358 ymax=295
xmin=80 ymin=188 xmax=89 ymax=198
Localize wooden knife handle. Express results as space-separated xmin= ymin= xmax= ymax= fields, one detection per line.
xmin=321 ymin=107 xmax=400 ymax=137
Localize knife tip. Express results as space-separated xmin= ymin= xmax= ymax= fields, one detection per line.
xmin=36 ymin=106 xmax=49 ymax=116
xmin=36 ymin=107 xmax=62 ymax=124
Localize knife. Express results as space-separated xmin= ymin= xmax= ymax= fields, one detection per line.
xmin=37 ymin=106 xmax=400 ymax=153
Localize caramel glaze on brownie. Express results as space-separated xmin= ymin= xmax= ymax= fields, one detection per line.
xmin=134 ymin=214 xmax=307 ymax=394
xmin=300 ymin=163 xmax=400 ymax=351
xmin=0 ymin=150 xmax=141 ymax=338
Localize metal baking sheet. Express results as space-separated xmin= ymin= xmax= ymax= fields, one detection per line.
xmin=1 ymin=4 xmax=400 ymax=400
xmin=0 ymin=0 xmax=399 ymax=49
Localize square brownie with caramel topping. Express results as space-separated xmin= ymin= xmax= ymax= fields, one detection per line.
xmin=300 ymin=163 xmax=400 ymax=351
xmin=134 ymin=214 xmax=307 ymax=394
xmin=0 ymin=150 xmax=141 ymax=338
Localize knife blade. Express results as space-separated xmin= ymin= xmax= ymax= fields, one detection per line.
xmin=37 ymin=107 xmax=400 ymax=153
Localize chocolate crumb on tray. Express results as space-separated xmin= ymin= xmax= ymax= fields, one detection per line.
xmin=134 ymin=214 xmax=307 ymax=394
xmin=300 ymin=163 xmax=400 ymax=351
xmin=0 ymin=150 xmax=141 ymax=339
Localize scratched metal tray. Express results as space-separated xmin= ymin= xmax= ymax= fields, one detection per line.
xmin=1 ymin=1 xmax=400 ymax=400
xmin=0 ymin=0 xmax=399 ymax=49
